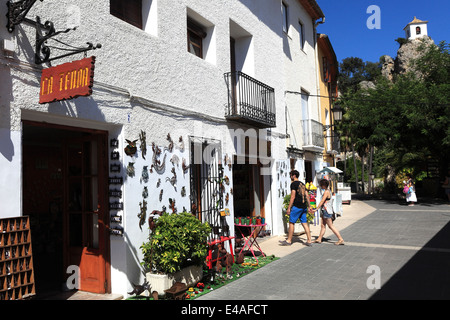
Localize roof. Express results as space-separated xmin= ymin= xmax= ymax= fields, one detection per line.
xmin=298 ymin=0 xmax=325 ymax=20
xmin=318 ymin=167 xmax=343 ymax=174
xmin=404 ymin=16 xmax=429 ymax=30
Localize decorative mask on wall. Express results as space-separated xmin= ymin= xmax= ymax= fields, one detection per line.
xmin=124 ymin=139 xmax=138 ymax=156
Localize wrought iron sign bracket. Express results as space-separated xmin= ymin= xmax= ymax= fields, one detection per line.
xmin=34 ymin=16 xmax=101 ymax=64
xmin=6 ymin=0 xmax=101 ymax=64
xmin=6 ymin=0 xmax=42 ymax=33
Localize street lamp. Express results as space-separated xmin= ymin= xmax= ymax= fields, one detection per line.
xmin=323 ymin=104 xmax=343 ymax=131
xmin=332 ymin=104 xmax=343 ymax=122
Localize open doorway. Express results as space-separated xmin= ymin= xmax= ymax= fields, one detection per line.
xmin=22 ymin=121 xmax=110 ymax=296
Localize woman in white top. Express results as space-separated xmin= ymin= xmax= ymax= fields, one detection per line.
xmin=406 ymin=175 xmax=417 ymax=206
xmin=314 ymin=179 xmax=344 ymax=245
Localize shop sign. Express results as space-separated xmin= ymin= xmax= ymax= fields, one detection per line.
xmin=39 ymin=56 xmax=95 ymax=104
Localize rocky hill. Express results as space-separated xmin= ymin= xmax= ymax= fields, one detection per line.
xmin=381 ymin=36 xmax=436 ymax=81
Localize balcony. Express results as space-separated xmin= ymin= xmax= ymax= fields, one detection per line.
xmin=224 ymin=71 xmax=276 ymax=128
xmin=301 ymin=119 xmax=325 ymax=152
xmin=326 ymin=134 xmax=340 ymax=155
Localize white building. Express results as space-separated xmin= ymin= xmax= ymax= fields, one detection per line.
xmin=0 ymin=0 xmax=327 ymax=298
xmin=404 ymin=16 xmax=429 ymax=40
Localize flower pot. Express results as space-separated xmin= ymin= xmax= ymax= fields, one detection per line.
xmin=256 ymin=219 xmax=262 ymax=225
xmin=145 ymin=265 xmax=203 ymax=297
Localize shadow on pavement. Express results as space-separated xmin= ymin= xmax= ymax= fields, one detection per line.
xmin=369 ymin=220 xmax=450 ymax=300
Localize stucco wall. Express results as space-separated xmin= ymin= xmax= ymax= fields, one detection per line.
xmin=1 ymin=0 xmax=324 ymax=297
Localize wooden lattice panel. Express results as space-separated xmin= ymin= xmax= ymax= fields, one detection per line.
xmin=0 ymin=216 xmax=35 ymax=300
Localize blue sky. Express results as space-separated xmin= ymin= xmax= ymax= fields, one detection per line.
xmin=316 ymin=0 xmax=450 ymax=63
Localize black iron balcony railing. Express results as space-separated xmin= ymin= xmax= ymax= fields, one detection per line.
xmin=224 ymin=71 xmax=276 ymax=128
xmin=301 ymin=119 xmax=325 ymax=150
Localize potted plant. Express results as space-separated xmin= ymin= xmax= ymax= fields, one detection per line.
xmin=140 ymin=211 xmax=211 ymax=296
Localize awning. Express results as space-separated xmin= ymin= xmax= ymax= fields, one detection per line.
xmin=318 ymin=167 xmax=343 ymax=174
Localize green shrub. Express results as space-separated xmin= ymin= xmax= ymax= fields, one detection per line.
xmin=141 ymin=212 xmax=211 ymax=274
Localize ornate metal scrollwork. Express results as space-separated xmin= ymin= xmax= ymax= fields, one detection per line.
xmin=35 ymin=16 xmax=101 ymax=64
xmin=6 ymin=1 xmax=101 ymax=64
xmin=6 ymin=0 xmax=43 ymax=33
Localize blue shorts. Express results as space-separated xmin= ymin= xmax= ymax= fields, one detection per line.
xmin=321 ymin=208 xmax=333 ymax=219
xmin=289 ymin=206 xmax=308 ymax=223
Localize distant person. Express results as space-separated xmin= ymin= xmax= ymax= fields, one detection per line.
xmin=406 ymin=174 xmax=417 ymax=206
xmin=280 ymin=170 xmax=313 ymax=247
xmin=314 ymin=179 xmax=344 ymax=245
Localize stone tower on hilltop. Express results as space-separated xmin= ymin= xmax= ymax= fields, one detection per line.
xmin=381 ymin=17 xmax=435 ymax=80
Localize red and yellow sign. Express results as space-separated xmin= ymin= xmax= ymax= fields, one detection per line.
xmin=39 ymin=56 xmax=95 ymax=104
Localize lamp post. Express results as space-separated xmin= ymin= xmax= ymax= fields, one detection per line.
xmin=331 ymin=104 xmax=343 ymax=122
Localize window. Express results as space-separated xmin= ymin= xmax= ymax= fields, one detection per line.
xmin=187 ymin=18 xmax=206 ymax=58
xmin=416 ymin=26 xmax=421 ymax=35
xmin=110 ymin=0 xmax=143 ymax=29
xmin=298 ymin=21 xmax=304 ymax=49
xmin=282 ymin=2 xmax=288 ymax=33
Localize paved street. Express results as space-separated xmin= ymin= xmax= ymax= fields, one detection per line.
xmin=198 ymin=199 xmax=450 ymax=300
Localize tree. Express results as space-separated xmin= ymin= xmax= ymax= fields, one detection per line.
xmin=337 ymin=41 xmax=450 ymax=195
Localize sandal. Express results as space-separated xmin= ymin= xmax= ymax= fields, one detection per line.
xmin=335 ymin=239 xmax=345 ymax=246
xmin=280 ymin=240 xmax=292 ymax=246
xmin=314 ymin=239 xmax=322 ymax=244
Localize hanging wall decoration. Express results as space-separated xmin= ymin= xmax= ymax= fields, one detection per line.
xmin=181 ymin=186 xmax=186 ymax=197
xmin=109 ymin=177 xmax=123 ymax=185
xmin=166 ymin=133 xmax=174 ymax=152
xmin=109 ymin=189 xmax=122 ymax=198
xmin=156 ymin=178 xmax=161 ymax=188
xmin=170 ymin=154 xmax=180 ymax=168
xmin=111 ymin=151 xmax=120 ymax=160
xmin=139 ymin=130 xmax=147 ymax=160
xmin=142 ymin=186 xmax=148 ymax=199
xmin=151 ymin=142 xmax=166 ymax=174
xmin=110 ymin=226 xmax=124 ymax=237
xmin=124 ymin=139 xmax=138 ymax=157
xmin=166 ymin=167 xmax=177 ymax=190
xmin=138 ymin=200 xmax=147 ymax=231
xmin=182 ymin=158 xmax=189 ymax=176
xmin=110 ymin=163 xmax=121 ymax=173
xmin=110 ymin=215 xmax=122 ymax=223
xmin=109 ymin=201 xmax=124 ymax=210
xmin=169 ymin=198 xmax=177 ymax=214
xmin=127 ymin=162 xmax=135 ymax=177
xmin=141 ymin=165 xmax=149 ymax=183
xmin=110 ymin=139 xmax=119 ymax=148
xmin=159 ymin=189 xmax=163 ymax=202
xmin=178 ymin=136 xmax=185 ymax=152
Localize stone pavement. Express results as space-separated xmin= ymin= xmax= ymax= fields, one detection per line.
xmin=198 ymin=198 xmax=450 ymax=300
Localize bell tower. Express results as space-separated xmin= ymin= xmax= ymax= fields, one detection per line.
xmin=404 ymin=17 xmax=429 ymax=40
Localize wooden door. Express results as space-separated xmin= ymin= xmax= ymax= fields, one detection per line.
xmin=64 ymin=133 xmax=108 ymax=293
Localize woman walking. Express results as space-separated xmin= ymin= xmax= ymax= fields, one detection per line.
xmin=314 ymin=179 xmax=344 ymax=245
xmin=406 ymin=174 xmax=417 ymax=206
